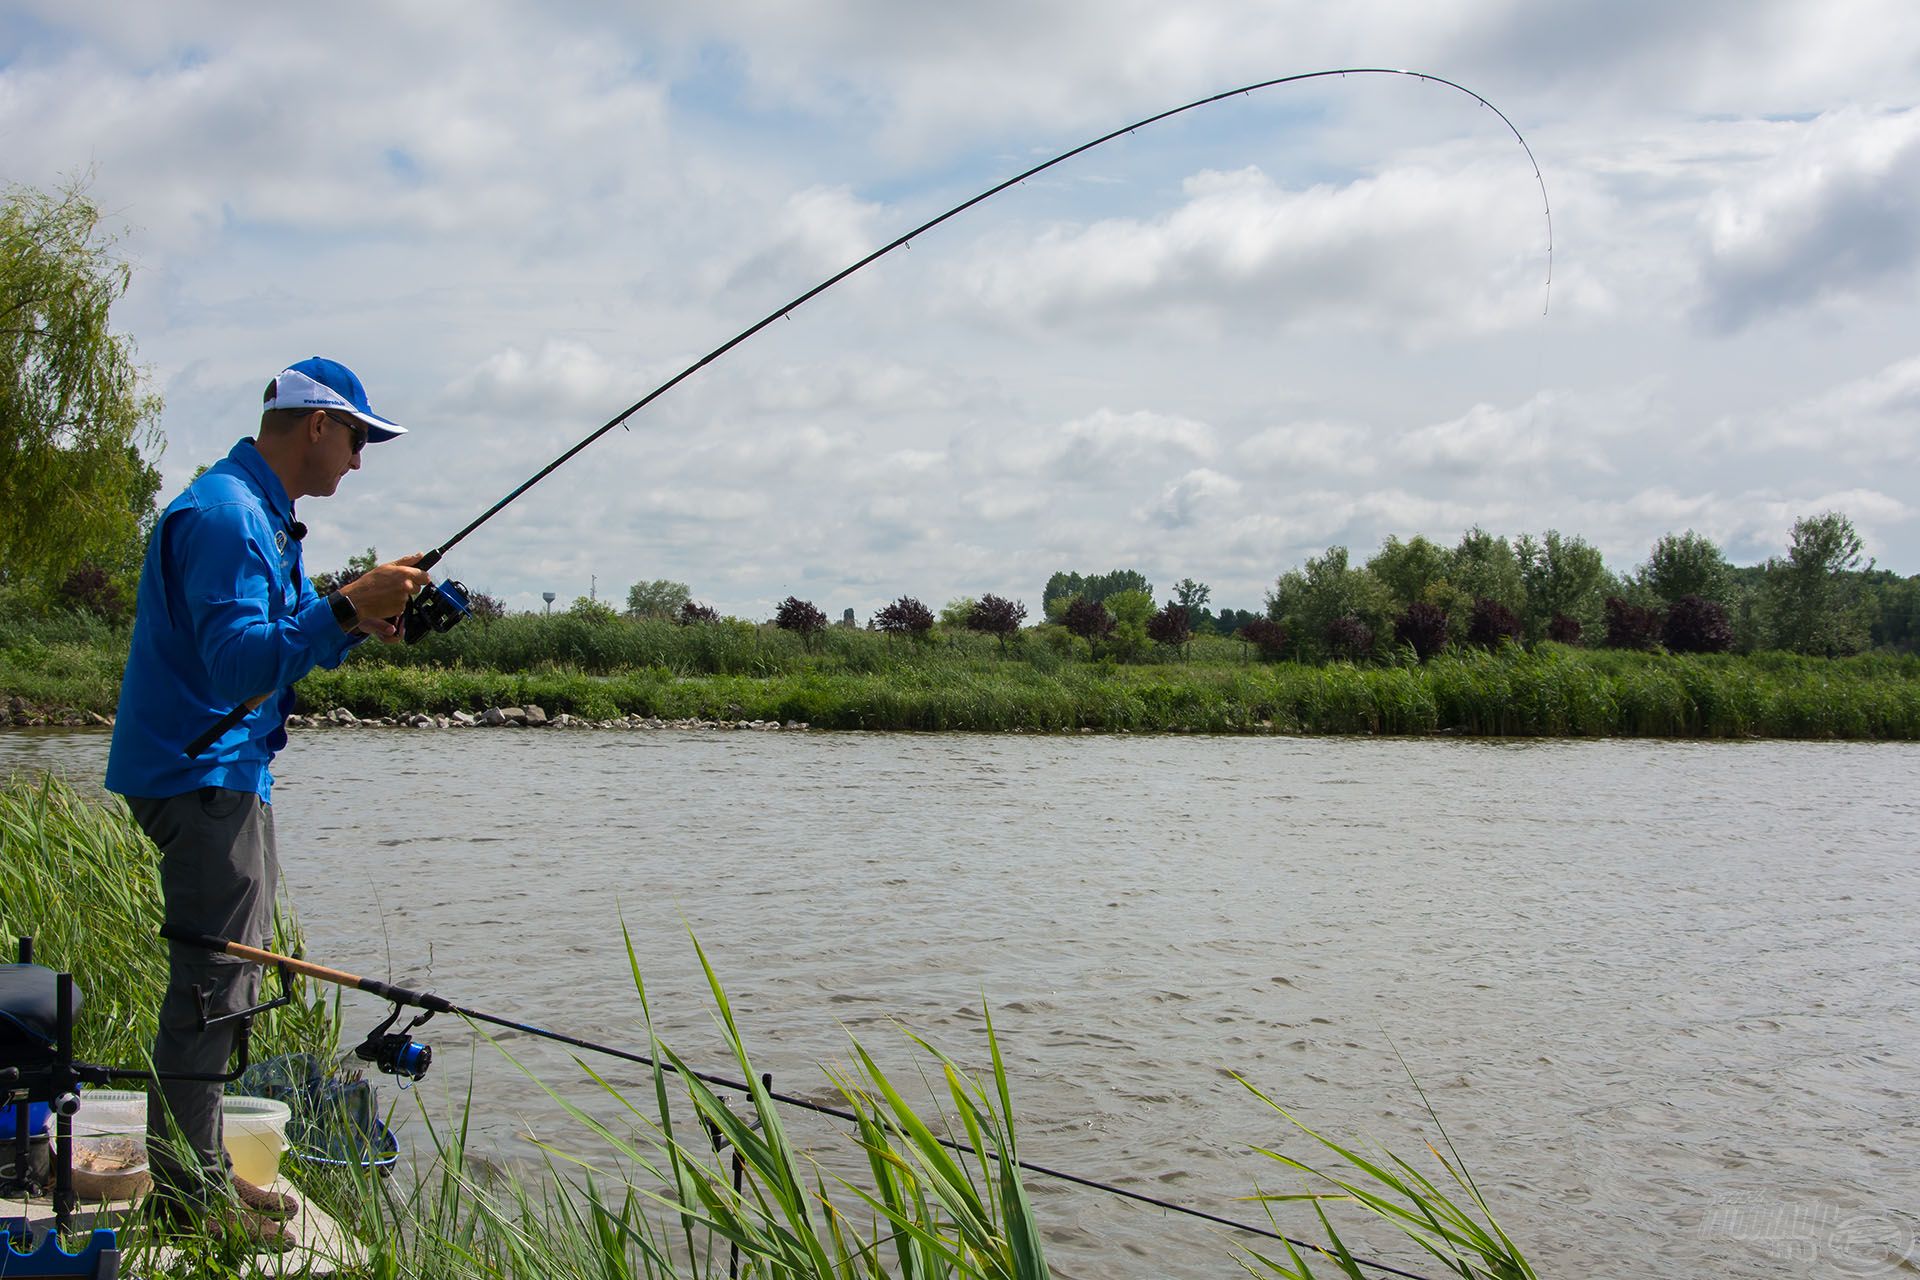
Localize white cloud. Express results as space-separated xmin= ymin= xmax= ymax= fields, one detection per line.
xmin=1397 ymin=391 xmax=1622 ymax=476
xmin=448 ymin=341 xmax=632 ymax=416
xmin=1010 ymin=407 xmax=1217 ymax=481
xmin=1695 ymin=108 xmax=1920 ymax=330
xmin=1236 ymin=421 xmax=1377 ymax=476
xmin=950 ymin=161 xmax=1553 ymax=340
xmin=1724 ymin=353 xmax=1920 ymax=464
xmin=1139 ymin=468 xmax=1242 ymax=528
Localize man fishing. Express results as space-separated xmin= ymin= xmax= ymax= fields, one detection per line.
xmin=105 ymin=356 xmax=431 ymax=1248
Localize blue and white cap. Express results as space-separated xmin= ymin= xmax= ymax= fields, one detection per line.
xmin=263 ymin=356 xmax=405 ymax=442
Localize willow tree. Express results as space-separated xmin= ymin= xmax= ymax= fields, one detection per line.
xmin=0 ymin=180 xmax=163 ymax=603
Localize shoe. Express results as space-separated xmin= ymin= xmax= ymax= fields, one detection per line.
xmin=233 ymin=1175 xmax=300 ymax=1221
xmin=145 ymin=1191 xmax=295 ymax=1254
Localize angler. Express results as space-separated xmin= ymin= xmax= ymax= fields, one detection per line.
xmin=102 ymin=357 xmax=433 ymax=1249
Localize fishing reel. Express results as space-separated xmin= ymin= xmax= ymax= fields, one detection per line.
xmin=355 ymin=1004 xmax=434 ymax=1081
xmin=402 ymin=579 xmax=472 ymax=645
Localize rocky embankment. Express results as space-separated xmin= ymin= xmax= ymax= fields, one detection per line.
xmin=3 ymin=695 xmax=805 ymax=732
xmin=6 ymin=696 xmax=112 ymax=728
xmin=287 ymin=706 xmax=808 ymax=732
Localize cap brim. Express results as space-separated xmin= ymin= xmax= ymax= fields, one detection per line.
xmin=340 ymin=408 xmax=405 ymax=442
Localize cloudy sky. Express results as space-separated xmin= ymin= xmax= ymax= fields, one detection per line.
xmin=4 ymin=2 xmax=1918 ymax=617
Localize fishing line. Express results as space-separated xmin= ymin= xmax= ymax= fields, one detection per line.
xmin=422 ymin=66 xmax=1550 ymax=570
xmin=164 ymin=928 xmax=1439 ymax=1280
xmin=185 ymin=67 xmax=1551 ymax=755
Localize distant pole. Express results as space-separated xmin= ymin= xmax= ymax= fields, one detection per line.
xmin=542 ymin=591 xmax=556 ymax=616
xmin=590 ymin=574 xmax=597 ymax=602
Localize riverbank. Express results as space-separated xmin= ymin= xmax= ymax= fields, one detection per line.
xmin=6 ymin=629 xmax=1920 ymax=737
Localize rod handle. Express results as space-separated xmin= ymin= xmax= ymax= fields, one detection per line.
xmin=183 ymin=704 xmax=250 ymax=757
xmin=158 ymin=926 xmax=454 ymax=1012
xmin=182 ymin=691 xmax=274 ymax=758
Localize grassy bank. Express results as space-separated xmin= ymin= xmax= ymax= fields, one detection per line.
xmin=3 ymin=773 xmax=1538 ymax=1279
xmin=324 ymin=643 xmax=1920 ymax=736
xmin=8 ymin=608 xmax=1919 ymax=737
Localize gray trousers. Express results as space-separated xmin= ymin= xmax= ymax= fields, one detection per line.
xmin=127 ymin=788 xmax=278 ymax=1203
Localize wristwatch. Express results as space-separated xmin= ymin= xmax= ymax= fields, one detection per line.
xmin=328 ymin=590 xmax=358 ymax=633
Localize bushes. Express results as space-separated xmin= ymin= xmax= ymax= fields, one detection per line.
xmin=1665 ymin=594 xmax=1733 ymax=654
xmin=1146 ymin=600 xmax=1192 ymax=654
xmin=1394 ymin=602 xmax=1449 ymax=661
xmin=1604 ymin=597 xmax=1663 ymax=650
xmin=1467 ymin=597 xmax=1522 ymax=649
xmin=1062 ymin=597 xmax=1114 ymax=651
xmin=966 ymin=593 xmax=1027 ymax=648
xmin=774 ymin=596 xmax=827 ymax=641
xmin=872 ymin=595 xmax=934 ymax=638
xmin=1325 ymin=613 xmax=1375 ymax=661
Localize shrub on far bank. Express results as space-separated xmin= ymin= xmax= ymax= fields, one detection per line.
xmin=1605 ymin=596 xmax=1664 ymax=650
xmin=1395 ymin=602 xmax=1449 ymax=662
xmin=774 ymin=596 xmax=827 ymax=643
xmin=1325 ymin=613 xmax=1375 ymax=662
xmin=1239 ymin=617 xmax=1289 ymax=661
xmin=1146 ymin=600 xmax=1192 ymax=656
xmin=1063 ymin=597 xmax=1114 ymax=654
xmin=1467 ymin=597 xmax=1523 ymax=649
xmin=966 ymin=594 xmax=1027 ymax=649
xmin=872 ymin=595 xmax=934 ymax=638
xmin=1665 ymin=594 xmax=1733 ymax=654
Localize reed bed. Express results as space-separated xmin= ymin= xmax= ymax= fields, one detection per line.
xmin=0 ymin=773 xmax=336 ymax=1070
xmin=296 ymin=647 xmax=1920 ymax=739
xmin=9 ymin=617 xmax=1920 ymax=737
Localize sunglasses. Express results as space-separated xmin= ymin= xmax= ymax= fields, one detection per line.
xmin=326 ymin=411 xmax=368 ymax=454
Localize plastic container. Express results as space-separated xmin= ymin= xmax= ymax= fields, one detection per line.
xmin=66 ymin=1089 xmax=149 ymax=1201
xmin=221 ymin=1095 xmax=292 ymax=1187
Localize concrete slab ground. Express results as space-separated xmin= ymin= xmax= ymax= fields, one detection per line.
xmin=2 ymin=1175 xmax=364 ymax=1277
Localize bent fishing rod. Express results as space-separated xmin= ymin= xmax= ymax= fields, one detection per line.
xmin=164 ymin=928 xmax=1439 ymax=1280
xmin=185 ymin=66 xmax=1551 ymax=757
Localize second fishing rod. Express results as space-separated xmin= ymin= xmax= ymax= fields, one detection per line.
xmin=164 ymin=927 xmax=1440 ymax=1280
xmin=183 ymin=65 xmax=1551 ymax=756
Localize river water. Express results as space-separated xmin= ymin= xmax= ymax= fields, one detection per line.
xmin=4 ymin=728 xmax=1916 ymax=1278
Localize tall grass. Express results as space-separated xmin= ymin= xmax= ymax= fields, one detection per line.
xmin=300 ymin=645 xmax=1920 ymax=738
xmin=0 ymin=773 xmax=337 ymax=1070
xmin=226 ymin=942 xmax=1537 ymax=1280
xmin=1238 ymin=1065 xmax=1536 ymax=1280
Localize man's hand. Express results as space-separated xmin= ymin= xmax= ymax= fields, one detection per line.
xmin=339 ymin=554 xmax=433 ymax=644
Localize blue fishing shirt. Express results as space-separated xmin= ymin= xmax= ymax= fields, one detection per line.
xmin=106 ymin=439 xmax=359 ymax=802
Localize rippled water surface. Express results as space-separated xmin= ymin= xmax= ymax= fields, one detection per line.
xmin=5 ymin=729 xmax=1917 ymax=1277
